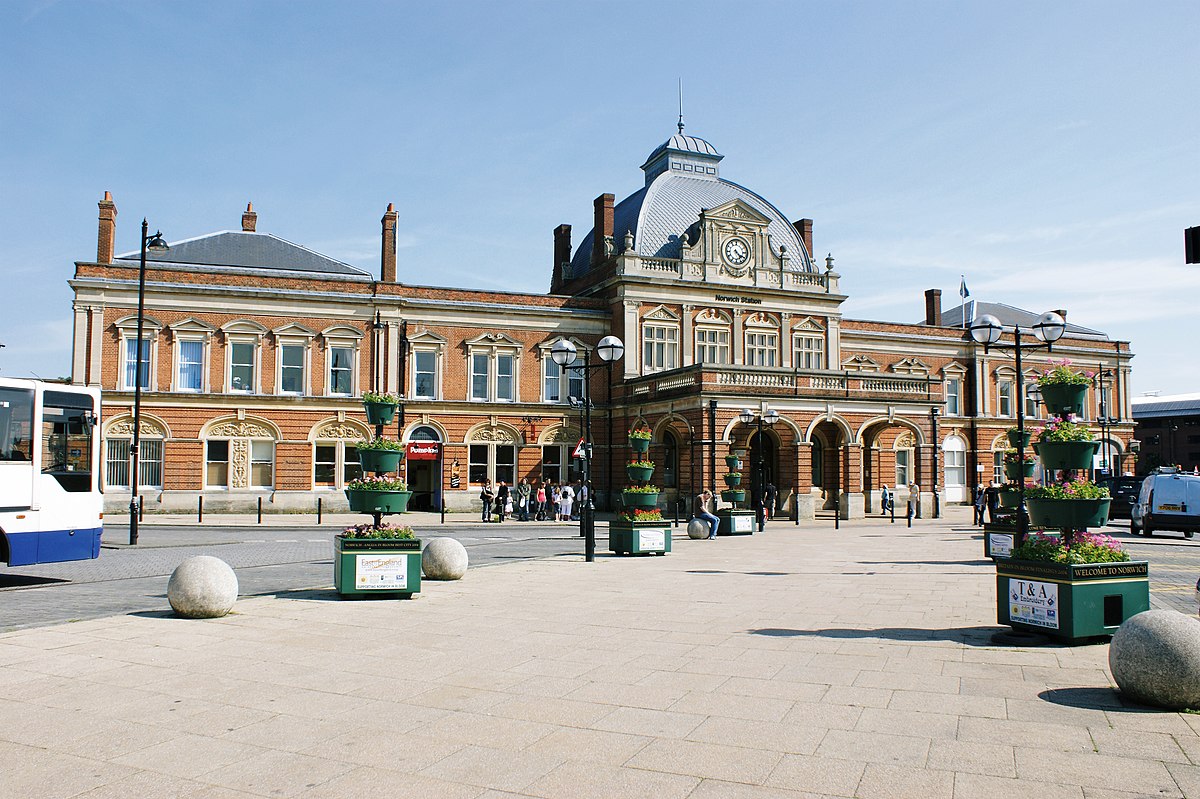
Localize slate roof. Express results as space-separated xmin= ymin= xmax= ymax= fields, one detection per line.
xmin=939 ymin=301 xmax=1108 ymax=340
xmin=116 ymin=231 xmax=371 ymax=278
xmin=1131 ymin=394 xmax=1200 ymax=419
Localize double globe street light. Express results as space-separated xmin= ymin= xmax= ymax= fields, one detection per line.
xmin=968 ymin=310 xmax=1065 ymax=542
xmin=130 ymin=220 xmax=169 ymax=546
xmin=738 ymin=407 xmax=779 ymax=531
xmin=551 ymin=335 xmax=624 ymax=562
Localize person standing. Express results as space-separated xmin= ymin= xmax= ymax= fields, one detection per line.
xmin=880 ymin=485 xmax=891 ymax=516
xmin=480 ymin=479 xmax=495 ymax=523
xmin=764 ymin=482 xmax=778 ymax=522
xmin=535 ymin=482 xmax=547 ymax=521
xmin=559 ymin=481 xmax=575 ymax=521
xmin=496 ymin=481 xmax=509 ymax=523
xmin=973 ymin=484 xmax=986 ymax=525
xmin=694 ymin=489 xmax=720 ymax=539
xmin=517 ymin=478 xmax=532 ymax=521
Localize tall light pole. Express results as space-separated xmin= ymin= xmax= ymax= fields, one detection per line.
xmin=930 ymin=406 xmax=940 ymax=519
xmin=738 ymin=407 xmax=779 ymax=531
xmin=969 ymin=311 xmax=1065 ymax=544
xmin=552 ymin=335 xmax=624 ymax=562
xmin=1095 ymin=369 xmax=1119 ymax=477
xmin=130 ymin=221 xmax=169 ymax=545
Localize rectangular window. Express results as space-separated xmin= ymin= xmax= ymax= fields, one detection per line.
xmin=495 ymin=444 xmax=515 ymax=485
xmin=946 ymin=378 xmax=961 ymax=416
xmin=206 ymin=440 xmax=229 ymax=487
xmin=251 ymin=440 xmax=273 ymax=487
xmin=139 ymin=439 xmax=163 ymax=488
xmin=125 ymin=337 xmax=151 ymax=389
xmin=945 ymin=449 xmax=966 ymax=488
xmin=414 ymin=351 xmax=436 ymax=399
xmin=177 ymin=340 xmax=203 ymax=391
xmin=543 ymin=359 xmax=562 ymax=402
xmin=280 ymin=344 xmax=305 ymax=394
xmin=696 ymin=329 xmax=729 ymax=364
xmin=315 ymin=444 xmax=336 ymax=487
xmin=471 ymin=354 xmax=489 ymax=400
xmin=993 ymin=451 xmax=1004 ymax=485
xmin=1025 ymin=383 xmax=1040 ymax=419
xmin=329 ymin=346 xmax=353 ymax=395
xmin=0 ymin=387 xmax=34 ymax=462
xmin=230 ymin=343 xmax=255 ymax=393
xmin=343 ymin=445 xmax=361 ymax=484
xmin=642 ymin=325 xmax=678 ymax=372
xmin=568 ymin=366 xmax=583 ymax=401
xmin=1098 ymin=387 xmax=1112 ymax=420
xmin=746 ymin=332 xmax=777 ymax=367
xmin=794 ymin=335 xmax=825 ymax=370
xmin=998 ymin=381 xmax=1014 ymax=417
xmin=496 ymin=354 xmax=514 ymax=401
xmin=106 ymin=438 xmax=130 ymax=489
xmin=469 ymin=444 xmax=488 ymax=484
xmin=895 ymin=450 xmax=910 ymax=487
xmin=542 ymin=445 xmax=563 ymax=484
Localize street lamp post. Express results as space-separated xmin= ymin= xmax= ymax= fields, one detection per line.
xmin=969 ymin=311 xmax=1065 ymax=544
xmin=129 ymin=220 xmax=168 ymax=546
xmin=552 ymin=335 xmax=624 ymax=562
xmin=930 ymin=406 xmax=940 ymax=519
xmin=738 ymin=407 xmax=780 ymax=532
xmin=1095 ymin=369 xmax=1119 ymax=477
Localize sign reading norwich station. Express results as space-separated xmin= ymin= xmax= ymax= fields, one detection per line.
xmin=714 ymin=294 xmax=763 ymax=305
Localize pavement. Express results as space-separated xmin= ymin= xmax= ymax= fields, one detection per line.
xmin=4 ymin=507 xmax=1200 ymax=798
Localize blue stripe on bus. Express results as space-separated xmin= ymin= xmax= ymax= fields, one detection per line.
xmin=4 ymin=527 xmax=103 ymax=566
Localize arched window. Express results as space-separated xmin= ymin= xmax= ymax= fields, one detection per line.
xmin=410 ymin=426 xmax=441 ymax=441
xmin=944 ymin=435 xmax=967 ymax=500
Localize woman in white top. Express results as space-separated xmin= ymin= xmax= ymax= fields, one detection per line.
xmin=558 ymin=482 xmax=574 ymax=521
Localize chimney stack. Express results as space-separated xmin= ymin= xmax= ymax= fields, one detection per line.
xmin=924 ymin=288 xmax=942 ymax=326
xmin=591 ymin=193 xmax=615 ymax=265
xmin=792 ymin=218 xmax=813 ymax=257
xmin=241 ymin=202 xmax=257 ymax=232
xmin=551 ymin=224 xmax=572 ymax=292
xmin=97 ymin=191 xmax=117 ymax=264
xmin=381 ymin=202 xmax=398 ymax=282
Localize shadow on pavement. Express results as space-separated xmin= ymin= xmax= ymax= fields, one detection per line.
xmin=687 ymin=570 xmax=798 ymax=576
xmin=1039 ymin=686 xmax=1157 ymax=713
xmin=748 ymin=625 xmax=1008 ymax=647
xmin=0 ymin=575 xmax=70 ymax=588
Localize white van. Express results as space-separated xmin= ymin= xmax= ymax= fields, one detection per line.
xmin=1131 ymin=468 xmax=1200 ymax=538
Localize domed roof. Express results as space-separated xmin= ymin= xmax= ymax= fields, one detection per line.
xmin=570 ymin=133 xmax=814 ymax=275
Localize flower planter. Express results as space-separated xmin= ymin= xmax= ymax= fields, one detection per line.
xmin=358 ymin=449 xmax=404 ymax=474
xmin=625 ymin=464 xmax=654 ymax=482
xmin=716 ymin=508 xmax=756 ymax=535
xmin=721 ymin=489 xmax=746 ymax=503
xmin=1026 ymin=497 xmax=1111 ymax=530
xmin=628 ymin=436 xmax=651 ymax=454
xmin=608 ymin=520 xmax=671 ymax=556
xmin=334 ymin=535 xmax=422 ymax=598
xmin=363 ymin=401 xmax=398 ymax=426
xmin=1033 ymin=440 xmax=1100 ymax=471
xmin=1040 ymin=383 xmax=1088 ymax=417
xmin=1007 ymin=429 xmax=1032 ymax=448
xmin=724 ymin=455 xmax=743 ymax=470
xmin=723 ymin=474 xmax=742 ymax=487
xmin=1004 ymin=461 xmax=1036 ymax=480
xmin=345 ymin=489 xmax=413 ymax=514
xmin=621 ymin=491 xmax=660 ymax=509
xmin=998 ymin=488 xmax=1021 ymax=509
xmin=996 ymin=558 xmax=1149 ymax=642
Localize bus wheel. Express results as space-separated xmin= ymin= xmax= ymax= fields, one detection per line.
xmin=1186 ymin=532 xmax=1195 ymax=539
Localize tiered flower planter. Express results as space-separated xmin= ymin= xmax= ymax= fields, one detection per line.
xmin=611 ymin=428 xmax=669 ymax=556
xmin=717 ymin=451 xmax=754 ymax=535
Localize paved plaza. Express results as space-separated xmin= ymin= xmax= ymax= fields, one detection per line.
xmin=3 ymin=509 xmax=1200 ymax=798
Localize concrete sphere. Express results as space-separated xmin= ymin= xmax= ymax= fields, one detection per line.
xmin=422 ymin=537 xmax=468 ymax=580
xmin=687 ymin=518 xmax=710 ymax=540
xmin=167 ymin=556 xmax=238 ymax=619
xmin=1110 ymin=609 xmax=1200 ymax=710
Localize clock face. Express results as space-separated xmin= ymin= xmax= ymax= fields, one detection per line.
xmin=724 ymin=237 xmax=750 ymax=266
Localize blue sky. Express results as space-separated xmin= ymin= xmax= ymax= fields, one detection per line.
xmin=3 ymin=0 xmax=1197 ymax=395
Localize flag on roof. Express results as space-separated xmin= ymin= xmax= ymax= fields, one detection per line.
xmin=959 ymin=276 xmax=970 ymax=300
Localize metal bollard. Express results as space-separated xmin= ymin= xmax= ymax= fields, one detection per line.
xmin=441 ymin=499 xmax=446 ymax=526
xmin=834 ymin=494 xmax=840 ymax=530
xmin=198 ymin=495 xmax=203 ymax=524
xmin=673 ymin=499 xmax=679 ymax=528
xmin=890 ymin=499 xmax=895 ymax=524
xmin=794 ymin=487 xmax=800 ymax=526
xmin=317 ymin=496 xmax=322 ymax=524
xmin=139 ymin=500 xmax=144 ymax=523
xmin=906 ymin=502 xmax=913 ymax=528
xmin=257 ymin=496 xmax=263 ymax=524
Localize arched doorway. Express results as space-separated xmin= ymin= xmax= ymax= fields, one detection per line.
xmin=810 ymin=421 xmax=847 ymax=511
xmin=747 ymin=430 xmax=777 ymax=501
xmin=407 ymin=425 xmax=442 ymax=511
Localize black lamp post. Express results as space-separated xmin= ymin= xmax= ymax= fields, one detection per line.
xmin=130 ymin=220 xmax=169 ymax=546
xmin=930 ymin=406 xmax=940 ymax=519
xmin=1095 ymin=369 xmax=1119 ymax=477
xmin=969 ymin=310 xmax=1065 ymax=543
xmin=738 ymin=407 xmax=779 ymax=531
xmin=552 ymin=335 xmax=624 ymax=562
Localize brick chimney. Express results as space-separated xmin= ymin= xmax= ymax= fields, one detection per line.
xmin=925 ymin=288 xmax=942 ymax=326
xmin=97 ymin=191 xmax=117 ymax=264
xmin=381 ymin=202 xmax=398 ymax=282
xmin=590 ymin=193 xmax=614 ymax=265
xmin=241 ymin=202 xmax=257 ymax=232
xmin=551 ymin=224 xmax=572 ymax=293
xmin=792 ymin=218 xmax=813 ymax=256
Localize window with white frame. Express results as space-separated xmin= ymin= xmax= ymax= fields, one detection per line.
xmin=945 ymin=377 xmax=962 ymax=416
xmin=328 ymin=346 xmax=354 ymax=396
xmin=466 ymin=334 xmax=521 ymax=402
xmin=206 ymin=440 xmax=230 ymax=487
xmin=279 ymin=344 xmax=307 ymax=394
xmin=470 ymin=354 xmax=489 ymax=400
xmin=413 ymin=350 xmax=437 ymax=399
xmin=944 ymin=435 xmax=966 ymax=489
xmin=895 ymin=448 xmax=912 ymax=487
xmin=470 ymin=442 xmax=516 ymax=485
xmin=496 ymin=354 xmax=514 ymax=401
xmin=123 ymin=336 xmax=153 ymax=390
xmin=642 ymin=324 xmax=678 ymax=372
xmin=176 ymin=340 xmax=205 ymax=392
xmin=695 ymin=327 xmax=729 ymax=364
xmin=104 ymin=437 xmax=163 ymax=489
xmin=250 ymin=441 xmax=274 ymax=487
xmin=998 ymin=380 xmax=1014 ymax=417
xmin=993 ymin=450 xmax=1005 ymax=485
xmin=230 ymin=343 xmax=255 ymax=393
xmin=794 ymin=334 xmax=824 ymax=370
xmin=746 ymin=331 xmax=778 ymax=366
xmin=1025 ymin=378 xmax=1041 ymax=419
xmin=315 ymin=442 xmax=361 ymax=488
xmin=542 ymin=349 xmax=584 ymax=403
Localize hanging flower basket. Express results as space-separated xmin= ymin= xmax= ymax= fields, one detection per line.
xmin=628 ymin=436 xmax=651 ymax=454
xmin=363 ymin=400 xmax=398 ymax=426
xmin=998 ymin=487 xmax=1021 ymax=508
xmin=721 ymin=489 xmax=746 ymax=503
xmin=724 ymin=455 xmax=743 ymax=470
xmin=1040 ymin=384 xmax=1088 ymax=417
xmin=626 ymin=463 xmax=654 ymax=482
xmin=358 ymin=449 xmax=404 ymax=474
xmin=1004 ymin=461 xmax=1036 ymax=480
xmin=723 ymin=473 xmax=743 ymax=487
xmin=1026 ymin=497 xmax=1111 ymax=530
xmin=346 ymin=489 xmax=412 ymax=514
xmin=1006 ymin=429 xmax=1032 ymax=448
xmin=1034 ymin=440 xmax=1099 ymax=471
xmin=621 ymin=489 xmax=660 ymax=508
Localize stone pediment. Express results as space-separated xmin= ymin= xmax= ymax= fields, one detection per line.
xmin=705 ymin=199 xmax=771 ymax=226
xmin=465 ymin=331 xmax=522 ymax=349
xmin=890 ymin=357 xmax=930 ymax=375
xmin=643 ymin=305 xmax=680 ymax=322
xmin=842 ymin=355 xmax=880 ymax=372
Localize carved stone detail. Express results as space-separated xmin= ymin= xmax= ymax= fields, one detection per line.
xmin=316 ymin=423 xmax=367 ymax=441
xmin=470 ymin=427 xmax=516 ymax=443
xmin=230 ymin=439 xmax=250 ymax=488
xmin=207 ymin=421 xmax=272 ymax=439
xmin=107 ymin=419 xmax=166 ymax=437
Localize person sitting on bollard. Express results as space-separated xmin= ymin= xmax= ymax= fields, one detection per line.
xmin=694 ymin=488 xmax=720 ymax=539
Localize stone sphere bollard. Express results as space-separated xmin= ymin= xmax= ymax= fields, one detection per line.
xmin=167 ymin=556 xmax=238 ymax=619
xmin=1110 ymin=609 xmax=1200 ymax=710
xmin=687 ymin=518 xmax=710 ymax=540
xmin=422 ymin=537 xmax=468 ymax=580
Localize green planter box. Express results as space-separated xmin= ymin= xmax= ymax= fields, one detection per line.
xmin=608 ymin=521 xmax=671 ymax=555
xmin=621 ymin=491 xmax=660 ymax=509
xmin=334 ymin=535 xmax=422 ymax=598
xmin=723 ymin=474 xmax=743 ymax=487
xmin=1033 ymin=440 xmax=1100 ymax=471
xmin=358 ymin=449 xmax=404 ymax=474
xmin=363 ymin=401 xmax=397 ymax=426
xmin=997 ymin=558 xmax=1149 ymax=642
xmin=721 ymin=489 xmax=746 ymax=503
xmin=1040 ymin=383 xmax=1088 ymax=417
xmin=628 ymin=436 xmax=651 ymax=454
xmin=717 ymin=509 xmax=756 ymax=536
xmin=999 ymin=488 xmax=1020 ymax=509
xmin=1007 ymin=430 xmax=1032 ymax=448
xmin=1026 ymin=497 xmax=1111 ymax=529
xmin=345 ymin=489 xmax=413 ymax=514
xmin=1004 ymin=461 xmax=1036 ymax=480
xmin=626 ymin=464 xmax=654 ymax=482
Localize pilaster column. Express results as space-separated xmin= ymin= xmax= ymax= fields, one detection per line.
xmin=623 ymin=301 xmax=640 ymax=377
xmin=72 ymin=305 xmax=89 ymax=385
xmin=88 ymin=307 xmax=104 ymax=387
xmin=681 ymin=305 xmax=694 ymax=365
xmin=386 ymin=322 xmax=401 ymax=395
xmin=781 ymin=313 xmax=793 ymax=369
xmin=732 ymin=310 xmax=745 ymax=364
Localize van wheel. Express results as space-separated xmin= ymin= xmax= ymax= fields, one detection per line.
xmin=1144 ymin=522 xmax=1154 ymax=537
xmin=1187 ymin=532 xmax=1195 ymax=540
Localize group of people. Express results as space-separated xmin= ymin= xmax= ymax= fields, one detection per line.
xmin=478 ymin=478 xmax=585 ymax=523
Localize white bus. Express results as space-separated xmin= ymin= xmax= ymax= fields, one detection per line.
xmin=0 ymin=378 xmax=103 ymax=566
